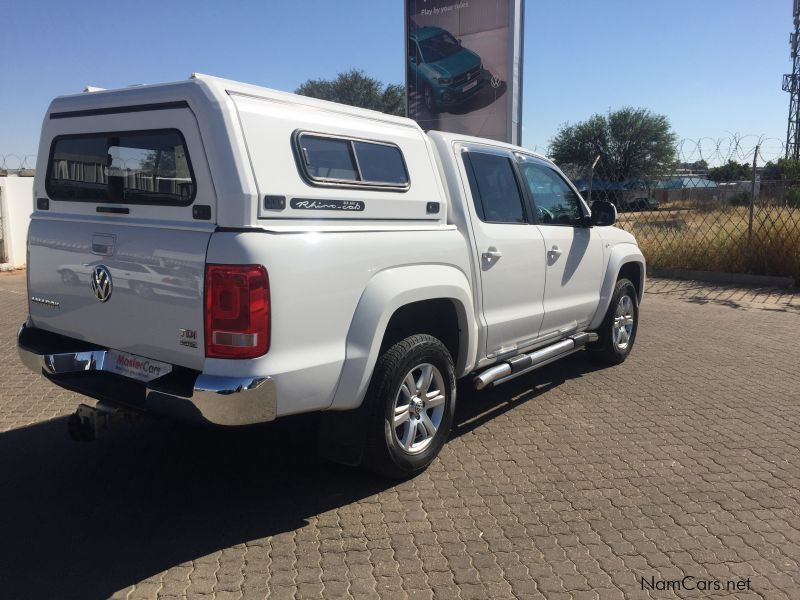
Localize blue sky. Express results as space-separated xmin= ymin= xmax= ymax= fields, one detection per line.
xmin=0 ymin=0 xmax=791 ymax=165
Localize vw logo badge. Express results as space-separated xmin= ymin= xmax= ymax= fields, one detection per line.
xmin=490 ymin=75 xmax=502 ymax=89
xmin=91 ymin=265 xmax=113 ymax=302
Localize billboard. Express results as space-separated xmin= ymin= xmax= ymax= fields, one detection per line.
xmin=405 ymin=0 xmax=524 ymax=144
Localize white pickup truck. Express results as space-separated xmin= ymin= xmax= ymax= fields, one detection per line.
xmin=18 ymin=74 xmax=645 ymax=478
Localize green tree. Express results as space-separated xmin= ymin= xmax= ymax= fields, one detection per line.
xmin=139 ymin=150 xmax=175 ymax=174
xmin=780 ymin=158 xmax=800 ymax=180
xmin=761 ymin=158 xmax=800 ymax=181
xmin=295 ymin=69 xmax=404 ymax=116
xmin=679 ymin=159 xmax=708 ymax=172
xmin=761 ymin=161 xmax=780 ymax=181
xmin=707 ymin=160 xmax=751 ymax=182
xmin=548 ymin=107 xmax=677 ymax=181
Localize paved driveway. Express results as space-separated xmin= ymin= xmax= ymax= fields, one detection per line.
xmin=0 ymin=271 xmax=798 ymax=600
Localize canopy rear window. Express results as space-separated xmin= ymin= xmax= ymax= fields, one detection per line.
xmin=295 ymin=132 xmax=409 ymax=190
xmin=46 ymin=129 xmax=195 ymax=205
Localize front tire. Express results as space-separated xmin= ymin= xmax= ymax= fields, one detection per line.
xmin=363 ymin=334 xmax=456 ymax=479
xmin=590 ymin=278 xmax=639 ymax=365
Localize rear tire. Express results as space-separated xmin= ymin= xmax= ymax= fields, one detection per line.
xmin=362 ymin=334 xmax=456 ymax=479
xmin=590 ymin=278 xmax=639 ymax=365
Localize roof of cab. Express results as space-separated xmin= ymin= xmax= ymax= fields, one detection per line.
xmin=45 ymin=73 xmax=423 ymax=131
xmin=427 ymin=130 xmax=551 ymax=164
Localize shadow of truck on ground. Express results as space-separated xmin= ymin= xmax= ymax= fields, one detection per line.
xmin=0 ymin=352 xmax=605 ymax=599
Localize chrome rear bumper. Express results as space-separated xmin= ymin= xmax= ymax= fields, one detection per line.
xmin=17 ymin=322 xmax=276 ymax=426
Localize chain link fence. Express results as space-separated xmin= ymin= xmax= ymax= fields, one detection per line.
xmin=561 ymin=136 xmax=800 ymax=282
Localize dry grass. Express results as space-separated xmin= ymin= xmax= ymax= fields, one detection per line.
xmin=617 ymin=206 xmax=800 ymax=281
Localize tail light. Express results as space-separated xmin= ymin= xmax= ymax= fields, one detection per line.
xmin=205 ymin=264 xmax=270 ymax=359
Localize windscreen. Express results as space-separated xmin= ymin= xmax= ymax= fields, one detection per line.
xmin=46 ymin=129 xmax=195 ymax=205
xmin=419 ymin=31 xmax=461 ymax=62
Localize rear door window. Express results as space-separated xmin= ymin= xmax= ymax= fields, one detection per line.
xmin=46 ymin=129 xmax=195 ymax=205
xmin=464 ymin=152 xmax=528 ymax=224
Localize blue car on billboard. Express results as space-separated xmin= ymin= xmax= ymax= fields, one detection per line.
xmin=408 ymin=26 xmax=488 ymax=113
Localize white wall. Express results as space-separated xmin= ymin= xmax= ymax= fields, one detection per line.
xmin=0 ymin=176 xmax=33 ymax=267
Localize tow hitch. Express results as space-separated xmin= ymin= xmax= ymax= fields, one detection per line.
xmin=67 ymin=402 xmax=136 ymax=442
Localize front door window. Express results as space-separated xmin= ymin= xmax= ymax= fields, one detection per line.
xmin=516 ymin=160 xmax=584 ymax=226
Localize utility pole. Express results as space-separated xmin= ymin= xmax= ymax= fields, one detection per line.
xmin=784 ymin=0 xmax=800 ymax=158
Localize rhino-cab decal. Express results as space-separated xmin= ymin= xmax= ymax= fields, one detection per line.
xmin=290 ymin=199 xmax=365 ymax=212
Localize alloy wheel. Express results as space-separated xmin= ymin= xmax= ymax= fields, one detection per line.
xmin=393 ymin=363 xmax=446 ymax=455
xmin=613 ymin=294 xmax=635 ymax=350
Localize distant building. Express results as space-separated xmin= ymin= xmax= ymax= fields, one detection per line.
xmin=656 ymin=176 xmax=718 ymax=190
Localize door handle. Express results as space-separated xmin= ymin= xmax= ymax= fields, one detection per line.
xmin=482 ymin=247 xmax=503 ymax=264
xmin=548 ymin=245 xmax=562 ymax=260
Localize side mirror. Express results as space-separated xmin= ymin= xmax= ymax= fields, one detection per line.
xmin=590 ymin=200 xmax=617 ymax=226
xmin=458 ymin=38 xmax=463 ymax=45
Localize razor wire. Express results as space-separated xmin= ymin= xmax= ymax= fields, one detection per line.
xmin=0 ymin=154 xmax=37 ymax=172
xmin=675 ymin=135 xmax=785 ymax=168
xmin=2 ymin=135 xmax=788 ymax=173
xmin=3 ymin=134 xmax=799 ymax=280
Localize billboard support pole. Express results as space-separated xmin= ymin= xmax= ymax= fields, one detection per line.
xmin=510 ymin=0 xmax=525 ymax=145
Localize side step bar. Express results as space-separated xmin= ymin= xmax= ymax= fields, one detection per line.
xmin=473 ymin=332 xmax=598 ymax=390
